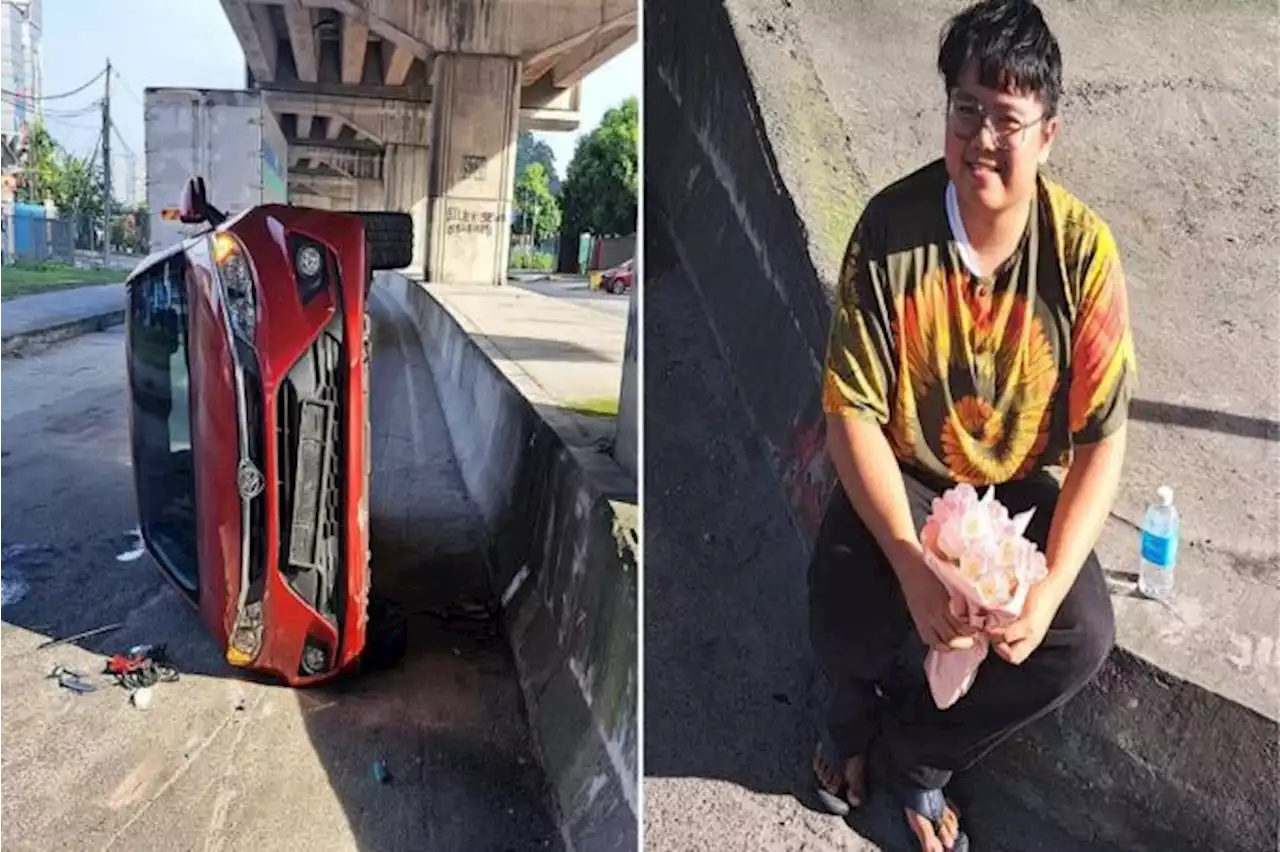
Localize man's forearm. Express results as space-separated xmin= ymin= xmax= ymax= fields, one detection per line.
xmin=826 ymin=413 xmax=924 ymax=579
xmin=1038 ymin=425 xmax=1128 ymax=611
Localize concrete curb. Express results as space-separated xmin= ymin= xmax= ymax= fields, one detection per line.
xmin=1 ymin=309 xmax=126 ymax=358
xmin=383 ymin=274 xmax=638 ymax=852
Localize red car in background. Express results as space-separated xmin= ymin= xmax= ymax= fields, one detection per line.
xmin=601 ymin=258 xmax=634 ymax=294
xmin=125 ymin=177 xmax=411 ymax=686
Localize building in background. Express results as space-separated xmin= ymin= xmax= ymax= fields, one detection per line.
xmin=0 ymin=0 xmax=42 ymax=136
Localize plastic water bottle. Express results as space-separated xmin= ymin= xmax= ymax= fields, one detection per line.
xmin=1138 ymin=486 xmax=1179 ymax=600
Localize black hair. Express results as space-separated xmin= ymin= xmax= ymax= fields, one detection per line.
xmin=937 ymin=0 xmax=1063 ymax=117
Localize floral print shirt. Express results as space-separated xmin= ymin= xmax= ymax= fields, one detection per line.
xmin=822 ymin=159 xmax=1137 ymax=486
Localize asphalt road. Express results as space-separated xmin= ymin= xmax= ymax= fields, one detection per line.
xmin=1 ymin=293 xmax=559 ymax=851
xmin=509 ymin=277 xmax=632 ymax=319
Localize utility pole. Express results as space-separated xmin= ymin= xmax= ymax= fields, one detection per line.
xmin=101 ymin=58 xmax=111 ymax=260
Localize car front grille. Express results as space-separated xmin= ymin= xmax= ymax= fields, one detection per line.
xmin=275 ymin=316 xmax=345 ymax=629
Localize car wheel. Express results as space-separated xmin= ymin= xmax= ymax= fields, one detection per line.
xmin=352 ymin=212 xmax=414 ymax=271
xmin=360 ymin=596 xmax=408 ymax=674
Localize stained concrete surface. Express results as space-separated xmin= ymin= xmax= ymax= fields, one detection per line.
xmin=771 ymin=0 xmax=1280 ymax=715
xmin=416 ymin=279 xmax=628 ymax=452
xmin=644 ymin=0 xmax=1278 ymax=849
xmin=1 ymin=295 xmax=558 ymax=851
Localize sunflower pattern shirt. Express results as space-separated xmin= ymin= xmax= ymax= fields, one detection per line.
xmin=822 ymin=159 xmax=1136 ymax=486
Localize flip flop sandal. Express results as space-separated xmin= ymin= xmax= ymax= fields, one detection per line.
xmin=813 ymin=729 xmax=865 ymax=816
xmin=893 ymin=784 xmax=969 ymax=852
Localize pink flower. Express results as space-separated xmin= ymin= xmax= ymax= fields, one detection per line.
xmin=915 ymin=483 xmax=1051 ymax=709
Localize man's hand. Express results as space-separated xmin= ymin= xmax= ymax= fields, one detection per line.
xmin=896 ymin=552 xmax=978 ymax=651
xmin=987 ymin=588 xmax=1057 ymax=665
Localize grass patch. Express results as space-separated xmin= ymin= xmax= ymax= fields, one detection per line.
xmin=2 ymin=262 xmax=124 ymax=300
xmin=564 ymin=396 xmax=619 ymax=418
xmin=509 ymin=250 xmax=555 ymax=272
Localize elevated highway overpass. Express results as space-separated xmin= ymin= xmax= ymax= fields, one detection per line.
xmin=219 ymin=0 xmax=636 ymax=284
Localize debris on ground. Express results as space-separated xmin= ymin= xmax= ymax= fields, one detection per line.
xmin=371 ymin=760 xmax=391 ymax=784
xmin=47 ymin=665 xmax=97 ymax=694
xmin=131 ymin=686 xmax=154 ymax=710
xmin=115 ymin=527 xmax=146 ymax=562
xmin=105 ymin=644 xmax=180 ymax=690
xmin=421 ymin=600 xmax=495 ymax=623
xmin=36 ymin=621 xmax=124 ymax=650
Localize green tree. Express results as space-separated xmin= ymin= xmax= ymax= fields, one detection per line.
xmin=561 ymin=97 xmax=638 ymax=237
xmin=513 ymin=162 xmax=561 ymax=243
xmin=14 ymin=121 xmax=59 ymax=205
xmin=516 ymin=131 xmax=560 ymax=194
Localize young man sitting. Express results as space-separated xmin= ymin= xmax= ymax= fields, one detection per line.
xmin=808 ymin=2 xmax=1136 ymax=849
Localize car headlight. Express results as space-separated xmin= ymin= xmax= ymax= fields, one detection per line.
xmin=214 ymin=232 xmax=257 ymax=342
xmin=226 ymin=600 xmax=263 ymax=666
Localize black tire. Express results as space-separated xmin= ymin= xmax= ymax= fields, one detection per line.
xmin=354 ymin=212 xmax=414 ymax=271
xmin=360 ymin=596 xmax=408 ymax=674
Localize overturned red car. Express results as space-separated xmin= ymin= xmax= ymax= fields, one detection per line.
xmin=125 ymin=177 xmax=411 ymax=685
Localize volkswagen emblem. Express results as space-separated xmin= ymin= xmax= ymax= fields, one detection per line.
xmin=237 ymin=459 xmax=264 ymax=500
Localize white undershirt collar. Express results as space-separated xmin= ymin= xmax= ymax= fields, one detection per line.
xmin=945 ymin=181 xmax=986 ymax=278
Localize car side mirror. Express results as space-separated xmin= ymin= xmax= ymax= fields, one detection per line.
xmin=179 ymin=176 xmax=208 ymax=224
xmin=179 ymin=176 xmax=227 ymax=226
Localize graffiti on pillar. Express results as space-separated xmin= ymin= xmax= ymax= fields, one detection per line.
xmin=445 ymin=206 xmax=497 ymax=237
xmin=461 ymin=154 xmax=487 ymax=182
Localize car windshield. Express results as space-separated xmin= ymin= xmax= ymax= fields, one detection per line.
xmin=127 ymin=253 xmax=199 ymax=593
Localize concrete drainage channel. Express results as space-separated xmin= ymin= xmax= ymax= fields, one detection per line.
xmin=381 ymin=274 xmax=638 ymax=852
xmin=646 ymin=1 xmax=1277 ymax=850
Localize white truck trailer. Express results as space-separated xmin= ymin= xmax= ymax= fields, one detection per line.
xmin=145 ymin=88 xmax=287 ymax=251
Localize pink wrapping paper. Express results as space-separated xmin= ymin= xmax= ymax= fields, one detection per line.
xmin=917 ymin=485 xmax=1047 ymax=709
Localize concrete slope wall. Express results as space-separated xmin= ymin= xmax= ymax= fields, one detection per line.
xmin=381 ymin=274 xmax=637 ymax=852
xmin=645 ymin=2 xmax=1277 ymax=850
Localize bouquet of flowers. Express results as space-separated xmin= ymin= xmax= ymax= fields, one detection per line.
xmin=919 ymin=483 xmax=1049 ymax=709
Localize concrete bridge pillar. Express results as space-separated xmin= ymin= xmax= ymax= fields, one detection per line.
xmin=353 ymin=177 xmax=388 ymax=211
xmin=425 ymin=54 xmax=522 ymax=285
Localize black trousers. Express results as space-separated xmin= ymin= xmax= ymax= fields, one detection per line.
xmin=807 ymin=470 xmax=1116 ymax=791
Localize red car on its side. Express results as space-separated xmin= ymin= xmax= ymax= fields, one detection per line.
xmin=125 ymin=177 xmax=411 ymax=686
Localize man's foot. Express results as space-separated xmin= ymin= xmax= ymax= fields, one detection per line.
xmin=812 ymin=742 xmax=866 ymax=811
xmin=904 ymin=798 xmax=962 ymax=852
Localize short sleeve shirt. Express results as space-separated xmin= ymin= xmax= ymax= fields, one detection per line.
xmin=822 ymin=159 xmax=1137 ymax=486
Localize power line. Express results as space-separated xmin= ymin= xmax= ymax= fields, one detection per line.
xmin=1 ymin=95 xmax=101 ymax=120
xmin=2 ymin=68 xmax=106 ymax=102
xmin=110 ymin=121 xmax=135 ymax=159
xmin=41 ymin=114 xmax=99 ymax=133
xmin=111 ymin=69 xmax=144 ymax=110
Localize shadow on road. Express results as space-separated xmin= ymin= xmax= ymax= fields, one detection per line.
xmin=297 ymin=289 xmax=560 ymax=851
xmin=1129 ymin=398 xmax=1280 ymax=442
xmin=483 ymin=333 xmax=614 ymax=363
xmin=642 ymin=230 xmax=939 ymax=851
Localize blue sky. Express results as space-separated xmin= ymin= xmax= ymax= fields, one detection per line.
xmin=37 ymin=0 xmax=638 ymax=192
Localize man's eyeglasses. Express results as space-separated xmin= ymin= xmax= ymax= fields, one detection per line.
xmin=947 ymin=91 xmax=1047 ymax=151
